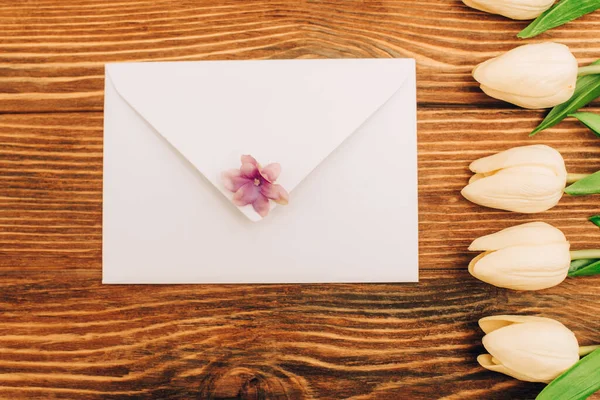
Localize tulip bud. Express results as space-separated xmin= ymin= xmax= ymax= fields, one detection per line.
xmin=461 ymin=145 xmax=567 ymax=213
xmin=469 ymin=222 xmax=571 ymax=290
xmin=463 ymin=0 xmax=555 ymax=20
xmin=478 ymin=315 xmax=580 ymax=382
xmin=473 ymin=42 xmax=578 ymax=109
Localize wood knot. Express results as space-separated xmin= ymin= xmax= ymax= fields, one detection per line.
xmin=197 ymin=366 xmax=307 ymax=400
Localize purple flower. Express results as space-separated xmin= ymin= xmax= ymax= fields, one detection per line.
xmin=221 ymin=155 xmax=289 ymax=217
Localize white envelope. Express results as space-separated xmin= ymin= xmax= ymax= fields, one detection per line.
xmin=103 ymin=58 xmax=418 ymax=284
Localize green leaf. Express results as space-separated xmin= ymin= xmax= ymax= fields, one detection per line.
xmin=589 ymin=215 xmax=600 ymax=227
xmin=530 ymin=59 xmax=600 ymax=136
xmin=570 ymin=112 xmax=600 ymax=137
xmin=536 ymin=349 xmax=600 ymax=400
xmin=565 ymin=170 xmax=600 ymax=195
xmin=568 ymin=259 xmax=600 ymax=277
xmin=518 ymin=0 xmax=600 ymax=39
xmin=569 ymin=258 xmax=598 ymax=272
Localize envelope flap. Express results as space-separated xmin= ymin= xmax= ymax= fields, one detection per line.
xmin=106 ymin=59 xmax=412 ymax=221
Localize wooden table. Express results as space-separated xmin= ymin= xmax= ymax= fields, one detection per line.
xmin=1 ymin=1 xmax=599 ymax=399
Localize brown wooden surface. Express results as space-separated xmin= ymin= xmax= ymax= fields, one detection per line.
xmin=1 ymin=1 xmax=599 ymax=399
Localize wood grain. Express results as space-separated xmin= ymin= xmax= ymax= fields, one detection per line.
xmin=2 ymin=1 xmax=600 ymax=398
xmin=1 ymin=0 xmax=600 ymax=112
xmin=2 ymin=110 xmax=600 ymax=271
xmin=2 ymin=110 xmax=600 ymax=398
xmin=0 ymin=269 xmax=598 ymax=400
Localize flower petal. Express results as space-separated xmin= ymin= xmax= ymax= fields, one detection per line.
xmin=462 ymin=0 xmax=555 ymax=20
xmin=241 ymin=155 xmax=258 ymax=166
xmin=468 ymin=242 xmax=570 ymax=290
xmin=479 ymin=315 xmax=566 ymax=335
xmin=260 ymin=163 xmax=281 ymax=183
xmin=261 ymin=183 xmax=289 ymax=205
xmin=477 ymin=354 xmax=539 ymax=382
xmin=252 ymin=194 xmax=271 ymax=217
xmin=221 ymin=169 xmax=250 ymax=193
xmin=479 ymin=83 xmax=576 ymax=110
xmin=482 ymin=321 xmax=579 ymax=382
xmin=461 ymin=165 xmax=565 ymax=213
xmin=240 ymin=162 xmax=259 ymax=179
xmin=232 ymin=182 xmax=260 ymax=207
xmin=468 ymin=222 xmax=566 ymax=251
xmin=472 ymin=43 xmax=578 ymax=103
xmin=469 ymin=172 xmax=493 ymax=184
xmin=468 ymin=145 xmax=567 ymax=179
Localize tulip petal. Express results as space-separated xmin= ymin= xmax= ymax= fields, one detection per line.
xmin=221 ymin=169 xmax=250 ymax=193
xmin=241 ymin=155 xmax=258 ymax=166
xmin=232 ymin=182 xmax=260 ymax=207
xmin=469 ymin=242 xmax=570 ymax=290
xmin=261 ymin=183 xmax=289 ymax=205
xmin=479 ymin=315 xmax=566 ymax=334
xmin=461 ymin=165 xmax=566 ymax=213
xmin=469 ymin=222 xmax=566 ymax=251
xmin=468 ymin=145 xmax=566 ymax=178
xmin=477 ymin=354 xmax=537 ymax=382
xmin=469 ymin=173 xmax=491 ymax=184
xmin=472 ymin=42 xmax=578 ymax=108
xmin=479 ymin=83 xmax=577 ymax=110
xmin=482 ymin=321 xmax=579 ymax=382
xmin=260 ymin=163 xmax=281 ymax=183
xmin=252 ymin=194 xmax=271 ymax=217
xmin=467 ymin=251 xmax=488 ymax=276
xmin=462 ymin=0 xmax=555 ymax=20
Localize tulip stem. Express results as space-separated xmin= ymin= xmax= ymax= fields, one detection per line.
xmin=570 ymin=250 xmax=600 ymax=260
xmin=578 ymin=65 xmax=600 ymax=77
xmin=566 ymin=173 xmax=591 ymax=184
xmin=579 ymin=345 xmax=600 ymax=357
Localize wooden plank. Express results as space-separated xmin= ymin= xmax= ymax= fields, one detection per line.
xmin=0 ymin=268 xmax=597 ymax=399
xmin=1 ymin=110 xmax=600 ymax=271
xmin=1 ymin=0 xmax=599 ymax=112
xmin=2 ymin=1 xmax=600 ymax=399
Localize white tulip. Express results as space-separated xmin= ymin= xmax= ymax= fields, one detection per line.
xmin=463 ymin=0 xmax=555 ymax=20
xmin=478 ymin=315 xmax=580 ymax=382
xmin=461 ymin=145 xmax=567 ymax=213
xmin=473 ymin=42 xmax=578 ymax=109
xmin=469 ymin=222 xmax=570 ymax=290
